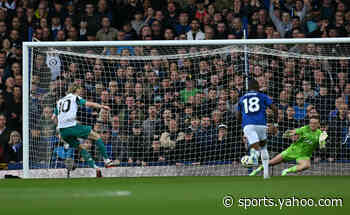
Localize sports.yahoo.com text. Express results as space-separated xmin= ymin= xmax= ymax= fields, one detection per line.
xmin=222 ymin=195 xmax=343 ymax=209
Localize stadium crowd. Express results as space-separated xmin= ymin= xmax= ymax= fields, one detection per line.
xmin=0 ymin=0 xmax=350 ymax=169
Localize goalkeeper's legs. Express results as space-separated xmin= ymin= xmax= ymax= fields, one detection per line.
xmin=281 ymin=159 xmax=311 ymax=176
xmin=250 ymin=153 xmax=284 ymax=176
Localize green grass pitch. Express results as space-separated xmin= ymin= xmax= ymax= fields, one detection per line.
xmin=0 ymin=176 xmax=349 ymax=215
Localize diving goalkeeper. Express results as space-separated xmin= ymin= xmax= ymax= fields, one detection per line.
xmin=249 ymin=117 xmax=328 ymax=176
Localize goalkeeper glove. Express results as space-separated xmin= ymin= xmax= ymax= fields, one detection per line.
xmin=282 ymin=130 xmax=292 ymax=138
xmin=319 ymin=131 xmax=328 ymax=149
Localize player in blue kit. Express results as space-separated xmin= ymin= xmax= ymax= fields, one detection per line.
xmin=237 ymin=79 xmax=278 ymax=179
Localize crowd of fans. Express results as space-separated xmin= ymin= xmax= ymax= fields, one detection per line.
xmin=0 ymin=0 xmax=350 ymax=169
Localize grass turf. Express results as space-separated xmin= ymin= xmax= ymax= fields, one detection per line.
xmin=0 ymin=176 xmax=349 ymax=215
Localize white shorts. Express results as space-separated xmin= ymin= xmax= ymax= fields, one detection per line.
xmin=243 ymin=125 xmax=267 ymax=146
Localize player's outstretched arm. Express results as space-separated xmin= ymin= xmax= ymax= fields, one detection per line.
xmin=282 ymin=129 xmax=297 ymax=139
xmin=85 ymin=101 xmax=110 ymax=111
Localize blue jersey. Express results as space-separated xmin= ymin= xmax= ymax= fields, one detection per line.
xmin=238 ymin=91 xmax=273 ymax=127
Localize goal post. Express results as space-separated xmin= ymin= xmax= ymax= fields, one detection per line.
xmin=22 ymin=42 xmax=30 ymax=179
xmin=22 ymin=38 xmax=350 ymax=179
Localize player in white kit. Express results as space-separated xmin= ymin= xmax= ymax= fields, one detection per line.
xmin=52 ymin=83 xmax=115 ymax=177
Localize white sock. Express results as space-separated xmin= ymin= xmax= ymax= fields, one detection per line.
xmin=250 ymin=148 xmax=260 ymax=161
xmin=260 ymin=148 xmax=269 ymax=179
xmin=104 ymin=158 xmax=111 ymax=164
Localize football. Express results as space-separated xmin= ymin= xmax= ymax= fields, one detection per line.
xmin=241 ymin=155 xmax=253 ymax=168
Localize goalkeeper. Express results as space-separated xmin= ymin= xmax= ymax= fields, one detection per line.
xmin=250 ymin=117 xmax=328 ymax=176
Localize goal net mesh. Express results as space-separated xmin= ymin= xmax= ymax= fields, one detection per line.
xmin=27 ymin=42 xmax=350 ymax=177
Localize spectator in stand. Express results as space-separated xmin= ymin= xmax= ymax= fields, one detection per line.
xmin=269 ymin=0 xmax=293 ymax=38
xmin=159 ymin=118 xmax=184 ymax=162
xmin=127 ymin=122 xmax=148 ymax=165
xmin=96 ymin=17 xmax=118 ymax=41
xmin=217 ymin=98 xmax=235 ymax=130
xmin=96 ymin=129 xmax=113 ymax=161
xmin=110 ymin=115 xmax=127 ymax=163
xmin=3 ymin=76 xmax=15 ymax=102
xmin=6 ymin=86 xmax=21 ymax=131
xmin=231 ymin=17 xmax=244 ymax=39
xmin=320 ymin=0 xmax=336 ymax=21
xmin=294 ymin=0 xmax=310 ymax=22
xmin=117 ymin=0 xmax=143 ymax=30
xmin=0 ymin=114 xmax=11 ymax=163
xmin=313 ymin=85 xmax=334 ymax=121
xmin=343 ymin=83 xmax=350 ymax=106
xmin=194 ymin=0 xmax=207 ymax=23
xmin=180 ymin=78 xmax=200 ymax=103
xmin=51 ymin=1 xmax=67 ymax=21
xmin=164 ymin=2 xmax=178 ymax=30
xmin=278 ymin=105 xmax=300 ymax=134
xmin=55 ymin=29 xmax=66 ymax=41
xmin=97 ymin=0 xmax=113 ymax=22
xmin=122 ymin=21 xmax=138 ymax=40
xmin=293 ymin=92 xmax=310 ymax=121
xmin=143 ymin=7 xmax=155 ymax=27
xmin=163 ymin=27 xmax=175 ymax=40
xmin=197 ymin=115 xmax=214 ymax=145
xmin=212 ymin=123 xmax=233 ymax=162
xmin=118 ymin=96 xmax=135 ymax=134
xmin=215 ymin=21 xmax=228 ymax=39
xmin=159 ymin=108 xmax=173 ymax=133
xmin=329 ymin=103 xmax=348 ymax=159
xmin=131 ymin=10 xmax=146 ymax=36
xmin=0 ymin=21 xmax=7 ymax=41
xmin=83 ymin=3 xmax=101 ymax=35
xmin=175 ymin=127 xmax=199 ymax=164
xmin=204 ymin=25 xmax=215 ymax=39
xmin=187 ymin=18 xmax=205 ymax=40
xmin=0 ymin=93 xmax=7 ymax=116
xmin=227 ymin=88 xmax=239 ymax=115
xmin=39 ymin=106 xmax=56 ymax=137
xmin=11 ymin=16 xmax=27 ymax=42
xmin=176 ymin=12 xmax=190 ymax=35
xmin=150 ymin=20 xmax=163 ymax=40
xmin=143 ymin=104 xmax=161 ymax=143
xmin=329 ymin=97 xmax=345 ymax=120
xmin=35 ymin=2 xmax=48 ymax=20
xmin=65 ymin=1 xmax=76 ymax=20
xmin=7 ymin=130 xmax=22 ymax=163
xmin=302 ymin=79 xmax=318 ymax=103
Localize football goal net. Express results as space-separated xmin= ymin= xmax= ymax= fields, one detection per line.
xmin=21 ymin=38 xmax=350 ymax=178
